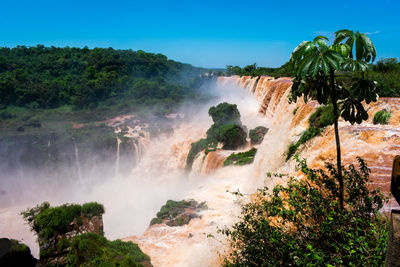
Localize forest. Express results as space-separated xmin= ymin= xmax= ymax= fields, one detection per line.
xmin=0 ymin=45 xmax=208 ymax=112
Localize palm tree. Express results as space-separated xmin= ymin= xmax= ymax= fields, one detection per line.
xmin=289 ymin=30 xmax=378 ymax=209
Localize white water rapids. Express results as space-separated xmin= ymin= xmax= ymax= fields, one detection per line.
xmin=1 ymin=76 xmax=399 ymax=266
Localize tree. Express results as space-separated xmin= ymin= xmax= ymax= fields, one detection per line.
xmin=222 ymin=158 xmax=388 ymax=266
xmin=289 ymin=30 xmax=378 ymax=208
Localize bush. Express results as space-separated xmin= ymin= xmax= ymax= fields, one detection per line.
xmin=222 ymin=158 xmax=388 ymax=266
xmin=66 ymin=232 xmax=150 ymax=266
xmin=81 ymin=202 xmax=105 ymax=218
xmin=373 ymin=109 xmax=391 ymax=124
xmin=156 ymin=200 xmax=192 ymax=220
xmin=223 ymin=148 xmax=257 ymax=166
xmin=186 ymin=102 xmax=247 ymax=169
xmin=21 ymin=202 xmax=105 ymax=241
xmin=286 ymin=105 xmax=333 ymax=160
xmin=249 ymin=126 xmax=268 ymax=145
xmin=208 ymin=102 xmax=241 ymax=125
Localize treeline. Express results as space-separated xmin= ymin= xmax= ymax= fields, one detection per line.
xmin=225 ymin=58 xmax=400 ymax=97
xmin=0 ymin=45 xmax=207 ymax=109
xmin=225 ymin=62 xmax=293 ymax=77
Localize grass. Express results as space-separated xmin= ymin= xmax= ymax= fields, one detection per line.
xmin=373 ymin=109 xmax=391 ymax=124
xmin=223 ymin=148 xmax=258 ymax=166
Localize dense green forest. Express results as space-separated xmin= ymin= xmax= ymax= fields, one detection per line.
xmin=225 ymin=58 xmax=400 ymax=97
xmin=0 ymin=45 xmax=208 ymax=112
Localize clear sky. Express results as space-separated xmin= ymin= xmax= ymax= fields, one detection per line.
xmin=1 ymin=0 xmax=399 ymax=68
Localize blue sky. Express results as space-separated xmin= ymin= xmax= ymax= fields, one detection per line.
xmin=1 ymin=0 xmax=399 ymax=68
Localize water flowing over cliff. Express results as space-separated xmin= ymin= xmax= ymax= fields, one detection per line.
xmin=1 ymin=75 xmax=399 ymax=266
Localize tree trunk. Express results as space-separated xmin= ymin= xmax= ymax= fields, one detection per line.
xmin=330 ymin=68 xmax=344 ymax=209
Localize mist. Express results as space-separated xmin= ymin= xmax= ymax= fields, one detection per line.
xmin=0 ymin=77 xmax=264 ymax=259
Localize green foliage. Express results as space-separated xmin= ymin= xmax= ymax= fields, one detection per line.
xmin=155 ymin=200 xmax=192 ymax=221
xmin=289 ymin=30 xmax=378 ymax=125
xmin=66 ymin=232 xmax=150 ymax=267
xmin=209 ymin=123 xmax=247 ymax=150
xmin=21 ymin=202 xmax=105 ymax=241
xmin=249 ymin=126 xmax=268 ymax=145
xmin=373 ymin=109 xmax=391 ymax=125
xmin=292 ymin=106 xmax=299 ymax=115
xmin=286 ymin=105 xmax=334 ymax=160
xmin=81 ymin=202 xmax=105 ymax=218
xmin=225 ymin=62 xmax=294 ymax=78
xmin=222 ymin=158 xmax=388 ymax=266
xmin=208 ymin=102 xmax=241 ymax=125
xmin=9 ymin=239 xmax=31 ymax=254
xmin=0 ymin=45 xmax=207 ymax=110
xmin=223 ymin=148 xmax=257 ymax=166
xmin=186 ymin=102 xmax=247 ymax=169
xmin=186 ymin=138 xmax=216 ymax=170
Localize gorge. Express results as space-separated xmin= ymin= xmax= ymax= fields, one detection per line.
xmin=1 ymin=75 xmax=399 ymax=266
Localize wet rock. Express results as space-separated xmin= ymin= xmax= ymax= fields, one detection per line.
xmin=0 ymin=238 xmax=37 ymax=267
xmin=249 ymin=126 xmax=268 ymax=145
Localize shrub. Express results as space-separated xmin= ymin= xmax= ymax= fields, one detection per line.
xmin=21 ymin=202 xmax=105 ymax=241
xmin=373 ymin=109 xmax=391 ymax=124
xmin=208 ymin=102 xmax=241 ymax=125
xmin=156 ymin=200 xmax=192 ymax=220
xmin=81 ymin=202 xmax=105 ymax=218
xmin=223 ymin=148 xmax=257 ymax=166
xmin=186 ymin=102 xmax=247 ymax=169
xmin=249 ymin=126 xmax=268 ymax=145
xmin=66 ymin=232 xmax=150 ymax=266
xmin=286 ymin=105 xmax=333 ymax=160
xmin=222 ymin=158 xmax=388 ymax=266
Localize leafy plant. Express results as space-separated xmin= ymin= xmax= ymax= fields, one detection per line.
xmin=21 ymin=202 xmax=104 ymax=241
xmin=222 ymin=158 xmax=388 ymax=266
xmin=66 ymin=232 xmax=150 ymax=266
xmin=373 ymin=109 xmax=391 ymax=124
xmin=286 ymin=104 xmax=334 ymax=160
xmin=186 ymin=102 xmax=247 ymax=169
xmin=223 ymin=148 xmax=257 ymax=166
xmin=289 ymin=30 xmax=378 ymax=208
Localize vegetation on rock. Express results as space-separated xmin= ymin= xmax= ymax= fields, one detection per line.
xmin=150 ymin=199 xmax=207 ymax=227
xmin=223 ymin=148 xmax=257 ymax=166
xmin=286 ymin=104 xmax=334 ymax=160
xmin=0 ymin=238 xmax=37 ymax=267
xmin=222 ymin=158 xmax=388 ymax=266
xmin=186 ymin=102 xmax=247 ymax=169
xmin=373 ymin=109 xmax=391 ymax=124
xmin=249 ymin=126 xmax=268 ymax=145
xmin=66 ymin=233 xmax=150 ymax=267
xmin=22 ymin=202 xmax=104 ymax=241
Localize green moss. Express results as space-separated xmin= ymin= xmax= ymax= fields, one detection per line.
xmin=66 ymin=233 xmax=150 ymax=267
xmin=286 ymin=105 xmax=334 ymax=161
xmin=373 ymin=109 xmax=391 ymax=124
xmin=223 ymin=148 xmax=258 ymax=166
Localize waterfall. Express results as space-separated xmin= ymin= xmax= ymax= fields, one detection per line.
xmin=115 ymin=137 xmax=121 ymax=176
xmin=74 ymin=142 xmax=83 ymax=183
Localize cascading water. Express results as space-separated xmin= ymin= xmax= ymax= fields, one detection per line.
xmin=1 ymin=75 xmax=398 ymax=266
